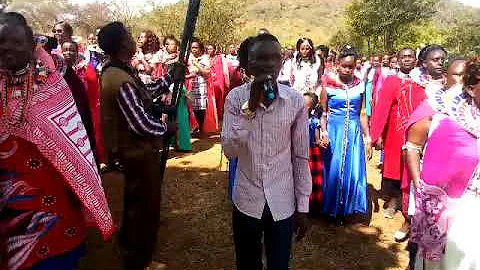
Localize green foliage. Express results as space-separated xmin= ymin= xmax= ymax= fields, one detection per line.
xmin=394 ymin=21 xmax=444 ymax=51
xmin=138 ymin=0 xmax=244 ymax=48
xmin=444 ymin=17 xmax=480 ymax=57
xmin=340 ymin=0 xmax=439 ymax=53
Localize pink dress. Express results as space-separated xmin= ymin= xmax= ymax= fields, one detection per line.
xmin=411 ymin=93 xmax=480 ymax=269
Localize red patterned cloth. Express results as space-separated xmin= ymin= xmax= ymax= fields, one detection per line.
xmin=0 ymin=136 xmax=86 ymax=269
xmin=309 ymin=145 xmax=324 ymax=212
xmin=0 ymin=68 xmax=114 ymax=268
xmin=370 ymin=74 xmax=427 ymax=181
xmin=73 ymin=60 xmax=105 ymax=163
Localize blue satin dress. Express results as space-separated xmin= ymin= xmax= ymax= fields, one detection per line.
xmin=322 ymin=83 xmax=368 ymax=217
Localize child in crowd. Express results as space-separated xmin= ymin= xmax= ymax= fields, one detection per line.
xmin=304 ymin=92 xmax=326 ymax=214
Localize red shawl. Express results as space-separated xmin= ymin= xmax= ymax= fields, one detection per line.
xmin=370 ymin=74 xmax=427 ymax=180
xmin=0 ymin=70 xmax=114 ymax=240
xmin=210 ymin=54 xmax=228 ymax=121
xmin=74 ymin=60 xmax=105 ymax=163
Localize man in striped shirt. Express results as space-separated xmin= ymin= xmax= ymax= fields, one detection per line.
xmin=98 ymin=22 xmax=182 ymax=270
xmin=222 ymin=33 xmax=311 ymax=270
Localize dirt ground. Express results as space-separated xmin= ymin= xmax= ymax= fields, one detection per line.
xmin=79 ymin=134 xmax=409 ymax=270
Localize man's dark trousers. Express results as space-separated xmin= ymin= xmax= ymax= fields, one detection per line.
xmin=233 ymin=204 xmax=294 ymax=270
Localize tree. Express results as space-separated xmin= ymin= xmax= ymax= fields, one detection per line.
xmin=7 ymin=0 xmax=73 ymax=34
xmin=344 ymin=0 xmax=439 ymax=53
xmin=71 ymin=2 xmax=112 ymax=36
xmin=444 ymin=15 xmax=480 ymax=57
xmin=138 ymin=0 xmax=244 ymax=47
xmin=395 ymin=21 xmax=444 ymax=52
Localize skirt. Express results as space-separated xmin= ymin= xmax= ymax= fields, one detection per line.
xmin=309 ymin=145 xmax=324 ymax=213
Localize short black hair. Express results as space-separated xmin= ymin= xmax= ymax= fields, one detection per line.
xmin=316 ymin=45 xmax=329 ymax=54
xmin=53 ymin=21 xmax=73 ymax=37
xmin=191 ymin=37 xmax=204 ymax=53
xmin=238 ymin=33 xmax=280 ymax=72
xmin=163 ymin=34 xmax=179 ymax=47
xmin=44 ymin=36 xmax=58 ymax=53
xmin=303 ymin=92 xmax=318 ymax=107
xmin=397 ymin=47 xmax=416 ymax=57
xmin=338 ymin=45 xmax=358 ymax=60
xmin=98 ymin=21 xmax=129 ymax=56
xmin=62 ymin=40 xmax=79 ymax=52
xmin=425 ymin=44 xmax=447 ymax=60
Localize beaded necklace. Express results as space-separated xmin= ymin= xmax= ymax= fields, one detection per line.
xmin=1 ymin=67 xmax=34 ymax=127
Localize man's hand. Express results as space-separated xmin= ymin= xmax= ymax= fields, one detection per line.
xmin=366 ymin=145 xmax=373 ymax=160
xmin=294 ymin=212 xmax=310 ymax=242
xmin=374 ymin=137 xmax=383 ymax=150
xmin=248 ymin=77 xmax=265 ymax=112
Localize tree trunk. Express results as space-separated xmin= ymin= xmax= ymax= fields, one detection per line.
xmin=367 ymin=37 xmax=371 ymax=55
xmin=384 ymin=27 xmax=394 ymax=53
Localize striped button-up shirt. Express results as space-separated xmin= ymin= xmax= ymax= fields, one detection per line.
xmin=222 ymin=82 xmax=312 ymax=221
xmin=117 ymin=76 xmax=172 ymax=137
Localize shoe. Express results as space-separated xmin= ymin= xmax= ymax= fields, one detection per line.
xmin=394 ymin=222 xmax=410 ymax=242
xmin=384 ymin=207 xmax=395 ymax=219
xmin=394 ymin=229 xmax=410 ymax=242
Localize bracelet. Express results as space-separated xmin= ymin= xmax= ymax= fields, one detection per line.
xmin=402 ymin=141 xmax=423 ymax=154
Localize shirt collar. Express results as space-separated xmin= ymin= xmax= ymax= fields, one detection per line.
xmin=277 ymin=83 xmax=289 ymax=100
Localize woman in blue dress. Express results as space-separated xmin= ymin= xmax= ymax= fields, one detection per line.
xmin=320 ymin=46 xmax=373 ymax=223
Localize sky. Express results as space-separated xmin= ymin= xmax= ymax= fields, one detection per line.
xmin=455 ymin=0 xmax=480 ymax=7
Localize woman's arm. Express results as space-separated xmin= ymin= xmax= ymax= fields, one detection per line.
xmin=405 ymin=118 xmax=431 ymax=189
xmin=360 ymin=92 xmax=373 ymax=160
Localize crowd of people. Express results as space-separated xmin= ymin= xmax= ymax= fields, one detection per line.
xmin=0 ymin=8 xmax=478 ymax=270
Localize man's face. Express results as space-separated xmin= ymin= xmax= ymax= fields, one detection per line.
xmin=382 ymin=54 xmax=390 ymax=67
xmin=191 ymin=42 xmax=201 ymax=57
xmin=62 ymin=42 xmax=78 ymax=67
xmin=355 ymin=59 xmax=362 ymax=69
xmin=398 ymin=49 xmax=416 ymax=73
xmin=389 ymin=57 xmax=398 ymax=70
xmin=0 ymin=24 xmax=32 ymax=72
xmin=447 ymin=60 xmax=466 ymax=87
xmin=247 ymin=40 xmax=282 ymax=80
xmin=424 ymin=49 xmax=446 ymax=79
xmin=229 ymin=44 xmax=236 ymax=55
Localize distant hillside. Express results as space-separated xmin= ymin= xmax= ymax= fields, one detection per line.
xmin=237 ymin=0 xmax=349 ymax=46
xmin=234 ymin=0 xmax=477 ymax=46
